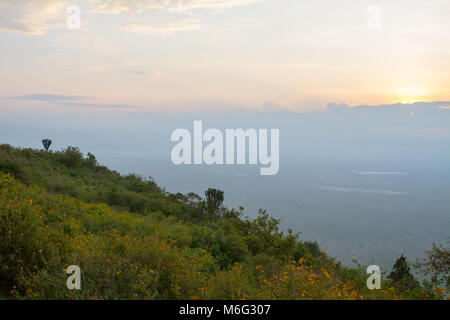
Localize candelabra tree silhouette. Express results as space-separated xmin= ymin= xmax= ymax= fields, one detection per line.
xmin=42 ymin=139 xmax=52 ymax=151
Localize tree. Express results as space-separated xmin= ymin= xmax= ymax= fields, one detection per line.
xmin=85 ymin=152 xmax=98 ymax=168
xmin=42 ymin=139 xmax=52 ymax=151
xmin=416 ymin=242 xmax=450 ymax=294
xmin=61 ymin=146 xmax=83 ymax=168
xmin=388 ymin=254 xmax=419 ymax=290
xmin=205 ymin=188 xmax=224 ymax=217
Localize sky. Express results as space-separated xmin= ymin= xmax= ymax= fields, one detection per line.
xmin=0 ymin=0 xmax=449 ymax=114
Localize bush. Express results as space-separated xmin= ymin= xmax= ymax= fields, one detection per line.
xmin=60 ymin=147 xmax=83 ymax=168
xmin=0 ymin=159 xmax=22 ymax=178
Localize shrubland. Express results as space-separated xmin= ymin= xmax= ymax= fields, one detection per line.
xmin=0 ymin=144 xmax=446 ymax=299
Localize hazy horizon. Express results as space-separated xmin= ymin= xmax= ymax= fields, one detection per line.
xmin=2 ymin=100 xmax=450 ymax=270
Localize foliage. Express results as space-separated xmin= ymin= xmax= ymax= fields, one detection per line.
xmin=415 ymin=242 xmax=450 ymax=295
xmin=387 ymin=255 xmax=420 ymax=292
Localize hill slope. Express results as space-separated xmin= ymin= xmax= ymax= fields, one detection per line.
xmin=0 ymin=144 xmax=438 ymax=299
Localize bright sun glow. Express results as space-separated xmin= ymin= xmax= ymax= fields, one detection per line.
xmin=392 ymin=87 xmax=430 ymax=104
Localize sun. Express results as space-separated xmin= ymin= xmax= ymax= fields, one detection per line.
xmin=392 ymin=87 xmax=429 ymax=104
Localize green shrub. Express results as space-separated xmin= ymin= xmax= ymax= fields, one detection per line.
xmin=60 ymin=147 xmax=83 ymax=168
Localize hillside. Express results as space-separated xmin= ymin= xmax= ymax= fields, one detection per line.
xmin=0 ymin=144 xmax=442 ymax=299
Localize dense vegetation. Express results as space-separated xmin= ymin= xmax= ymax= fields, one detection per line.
xmin=0 ymin=143 xmax=447 ymax=299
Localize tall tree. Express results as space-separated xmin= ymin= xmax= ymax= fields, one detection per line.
xmin=388 ymin=254 xmax=419 ymax=290
xmin=42 ymin=139 xmax=52 ymax=151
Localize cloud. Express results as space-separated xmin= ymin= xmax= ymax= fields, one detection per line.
xmin=125 ymin=70 xmax=163 ymax=77
xmin=94 ymin=0 xmax=260 ymax=14
xmin=114 ymin=59 xmax=133 ymax=66
xmin=317 ymin=185 xmax=409 ymax=196
xmin=59 ymin=102 xmax=137 ymax=109
xmin=0 ymin=0 xmax=70 ymax=35
xmin=351 ymin=170 xmax=406 ymax=175
xmin=120 ymin=19 xmax=202 ymax=34
xmin=260 ymin=101 xmax=290 ymax=112
xmin=287 ymin=63 xmax=343 ymax=71
xmin=292 ymin=98 xmax=331 ymax=111
xmin=151 ymin=72 xmax=162 ymax=78
xmin=439 ymin=105 xmax=450 ymax=110
xmin=326 ymin=102 xmax=351 ymax=111
xmin=125 ymin=70 xmax=148 ymax=75
xmin=0 ymin=0 xmax=260 ymax=35
xmin=7 ymin=93 xmax=136 ymax=109
xmin=10 ymin=94 xmax=90 ymax=101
